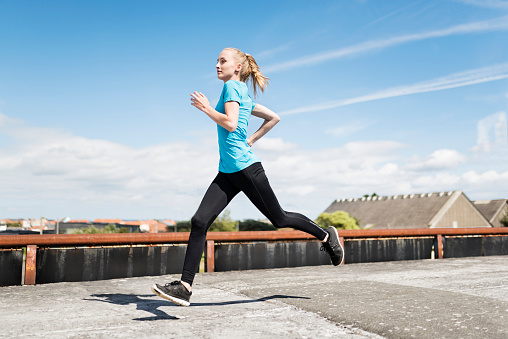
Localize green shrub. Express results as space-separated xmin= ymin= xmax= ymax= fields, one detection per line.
xmin=315 ymin=211 xmax=360 ymax=230
xmin=209 ymin=209 xmax=237 ymax=232
xmin=73 ymin=223 xmax=133 ymax=234
xmin=239 ymin=219 xmax=276 ymax=231
xmin=501 ymin=212 xmax=508 ymax=227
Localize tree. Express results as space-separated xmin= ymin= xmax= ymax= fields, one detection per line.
xmin=174 ymin=220 xmax=192 ymax=232
xmin=73 ymin=223 xmax=131 ymax=234
xmin=239 ymin=219 xmax=276 ymax=231
xmin=501 ymin=212 xmax=508 ymax=227
xmin=315 ymin=211 xmax=360 ymax=230
xmin=6 ymin=221 xmax=21 ymax=228
xmin=363 ymin=193 xmax=378 ymax=198
xmin=74 ymin=225 xmax=100 ymax=234
xmin=209 ymin=209 xmax=237 ymax=232
xmin=173 ymin=209 xmax=242 ymax=232
xmin=103 ymin=223 xmax=130 ymax=233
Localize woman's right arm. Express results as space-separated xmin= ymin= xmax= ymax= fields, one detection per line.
xmin=247 ymin=104 xmax=281 ymax=146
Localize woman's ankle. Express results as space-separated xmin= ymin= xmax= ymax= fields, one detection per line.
xmin=322 ymin=233 xmax=329 ymax=243
xmin=181 ymin=280 xmax=192 ymax=292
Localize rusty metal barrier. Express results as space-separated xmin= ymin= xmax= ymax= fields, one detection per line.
xmin=1 ymin=228 xmax=507 ymax=285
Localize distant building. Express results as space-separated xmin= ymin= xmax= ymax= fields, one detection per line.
xmin=132 ymin=219 xmax=177 ymax=233
xmin=93 ymin=219 xmax=123 ymax=224
xmin=324 ymin=191 xmax=492 ymax=229
xmin=57 ymin=220 xmax=140 ymax=234
xmin=473 ymin=199 xmax=508 ymax=228
xmin=58 ymin=221 xmax=93 ymax=234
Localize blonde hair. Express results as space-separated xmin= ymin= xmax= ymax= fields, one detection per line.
xmin=224 ymin=47 xmax=269 ymax=97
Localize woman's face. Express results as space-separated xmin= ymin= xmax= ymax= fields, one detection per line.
xmin=216 ymin=49 xmax=241 ymax=82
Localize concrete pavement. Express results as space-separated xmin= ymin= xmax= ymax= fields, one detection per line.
xmin=1 ymin=256 xmax=507 ymax=338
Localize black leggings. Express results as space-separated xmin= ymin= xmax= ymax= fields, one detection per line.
xmin=181 ymin=162 xmax=327 ymax=285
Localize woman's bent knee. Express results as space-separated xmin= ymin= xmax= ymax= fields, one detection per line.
xmin=270 ymin=211 xmax=291 ymax=229
xmin=190 ymin=214 xmax=212 ymax=235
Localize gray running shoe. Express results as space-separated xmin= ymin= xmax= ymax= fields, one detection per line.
xmin=152 ymin=281 xmax=192 ymax=306
xmin=321 ymin=226 xmax=344 ymax=266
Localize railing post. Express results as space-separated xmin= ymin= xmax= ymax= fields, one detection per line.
xmin=24 ymin=245 xmax=37 ymax=285
xmin=206 ymin=240 xmax=215 ymax=273
xmin=437 ymin=234 xmax=444 ymax=259
xmin=339 ymin=236 xmax=345 ymax=265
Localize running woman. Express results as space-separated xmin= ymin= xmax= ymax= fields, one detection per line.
xmin=152 ymin=48 xmax=344 ymax=306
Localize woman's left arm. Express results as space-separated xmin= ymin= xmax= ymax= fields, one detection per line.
xmin=190 ymin=91 xmax=239 ymax=132
xmin=247 ymin=104 xmax=280 ymax=146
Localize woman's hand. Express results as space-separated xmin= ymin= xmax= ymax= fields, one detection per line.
xmin=190 ymin=91 xmax=239 ymax=132
xmin=190 ymin=92 xmax=211 ymax=113
xmin=248 ymin=104 xmax=280 ymax=145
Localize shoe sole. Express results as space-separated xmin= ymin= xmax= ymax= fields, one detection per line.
xmin=151 ymin=284 xmax=190 ymax=307
xmin=328 ymin=226 xmax=345 ymax=266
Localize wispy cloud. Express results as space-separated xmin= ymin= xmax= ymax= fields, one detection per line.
xmin=279 ymin=63 xmax=508 ymax=115
xmin=264 ymin=16 xmax=508 ymax=73
xmin=406 ymin=149 xmax=466 ymax=171
xmin=326 ymin=120 xmax=374 ymax=138
xmin=255 ymin=43 xmax=294 ymax=60
xmin=453 ymin=0 xmax=508 ymax=10
xmin=357 ymin=1 xmax=423 ymax=33
xmin=471 ymin=111 xmax=508 ymax=153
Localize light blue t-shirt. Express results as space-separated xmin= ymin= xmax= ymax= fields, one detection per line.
xmin=215 ymin=80 xmax=260 ymax=173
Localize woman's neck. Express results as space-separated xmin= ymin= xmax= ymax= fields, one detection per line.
xmin=223 ymin=74 xmax=241 ymax=83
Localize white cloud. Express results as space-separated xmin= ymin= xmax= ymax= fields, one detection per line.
xmin=280 ymin=63 xmax=508 ymax=115
xmin=406 ymin=149 xmax=466 ymax=171
xmin=471 ymin=111 xmax=508 ymax=153
xmin=461 ymin=170 xmax=508 ymax=199
xmin=326 ymin=120 xmax=373 ymax=138
xmin=264 ymin=16 xmax=508 ymax=73
xmin=282 ymin=185 xmax=316 ymax=197
xmin=404 ymin=169 xmax=508 ymax=199
xmin=411 ymin=173 xmax=461 ymax=190
xmin=1 ymin=114 xmax=506 ymax=221
xmin=254 ymin=137 xmax=297 ymax=152
xmin=254 ymin=140 xmax=411 ymax=216
xmin=462 ymin=170 xmax=508 ymax=184
xmin=0 ymin=114 xmax=218 ymax=219
xmin=0 ymin=113 xmax=21 ymax=127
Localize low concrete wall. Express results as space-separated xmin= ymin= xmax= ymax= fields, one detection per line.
xmin=2 ymin=230 xmax=508 ymax=286
xmin=0 ymin=249 xmax=23 ymax=286
xmin=213 ymin=238 xmax=435 ymax=271
xmin=444 ymin=235 xmax=508 ymax=258
xmin=346 ymin=238 xmax=435 ymax=264
xmin=35 ymin=244 xmax=186 ymax=284
xmin=213 ymin=241 xmax=330 ymax=271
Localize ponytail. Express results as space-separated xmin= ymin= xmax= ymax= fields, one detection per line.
xmin=224 ymin=47 xmax=269 ymax=97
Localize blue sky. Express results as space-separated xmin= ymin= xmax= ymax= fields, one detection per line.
xmin=1 ymin=0 xmax=507 ymax=221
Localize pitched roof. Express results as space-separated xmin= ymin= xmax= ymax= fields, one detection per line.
xmin=324 ymin=191 xmax=491 ymax=229
xmin=93 ymin=219 xmax=123 ymax=224
xmin=473 ymin=199 xmax=508 ymax=226
xmin=67 ymin=219 xmax=90 ymax=224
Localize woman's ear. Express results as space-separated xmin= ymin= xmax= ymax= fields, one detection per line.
xmin=235 ymin=63 xmax=242 ymax=73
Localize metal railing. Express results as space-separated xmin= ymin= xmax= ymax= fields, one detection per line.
xmin=1 ymin=227 xmax=507 ymax=285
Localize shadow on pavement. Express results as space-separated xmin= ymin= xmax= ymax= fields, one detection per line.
xmin=84 ymin=293 xmax=310 ymax=320
xmin=84 ymin=293 xmax=178 ymax=321
xmin=191 ymin=294 xmax=311 ymax=307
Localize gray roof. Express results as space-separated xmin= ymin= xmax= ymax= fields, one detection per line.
xmin=324 ymin=191 xmax=490 ymax=229
xmin=473 ymin=199 xmax=508 ymax=223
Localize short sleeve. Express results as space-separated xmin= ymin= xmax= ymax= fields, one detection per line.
xmin=223 ymin=81 xmax=241 ymax=104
